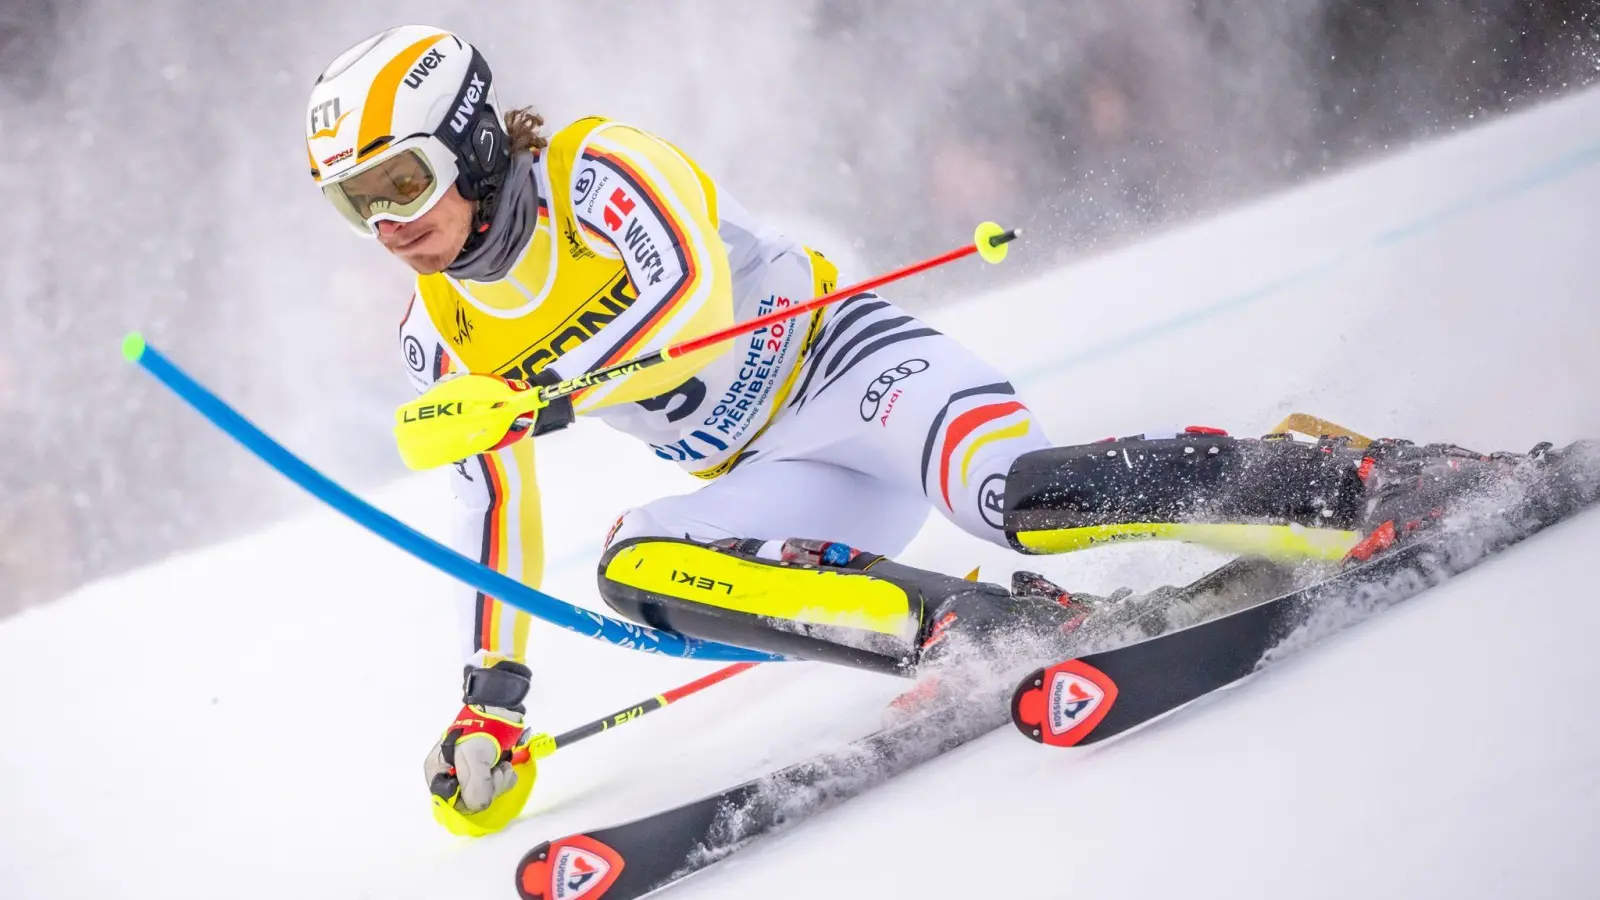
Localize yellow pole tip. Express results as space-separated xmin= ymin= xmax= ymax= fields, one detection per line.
xmin=973 ymin=221 xmax=1014 ymax=264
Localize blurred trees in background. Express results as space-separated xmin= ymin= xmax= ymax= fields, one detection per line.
xmin=811 ymin=0 xmax=1599 ymax=275
xmin=0 ymin=0 xmax=1594 ymax=616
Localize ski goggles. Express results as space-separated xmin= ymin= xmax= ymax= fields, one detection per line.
xmin=320 ymin=136 xmax=460 ymax=237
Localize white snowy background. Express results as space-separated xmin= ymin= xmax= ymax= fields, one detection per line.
xmin=2 ymin=81 xmax=1598 ymax=900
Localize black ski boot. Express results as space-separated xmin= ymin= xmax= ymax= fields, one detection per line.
xmin=1009 ymin=570 xmax=1219 ymax=642
xmin=888 ymin=571 xmax=1098 ymax=721
xmin=1344 ymin=437 xmax=1595 ymax=561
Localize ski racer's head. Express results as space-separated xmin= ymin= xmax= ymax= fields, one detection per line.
xmin=305 ymin=25 xmax=544 ymax=274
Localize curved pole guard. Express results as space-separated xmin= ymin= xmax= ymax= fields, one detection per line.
xmin=120 ymin=333 xmax=782 ymax=663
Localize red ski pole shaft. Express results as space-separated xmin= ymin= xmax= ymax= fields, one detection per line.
xmin=537 ymin=223 xmax=1020 ymax=405
xmin=509 ymin=662 xmax=757 ymax=764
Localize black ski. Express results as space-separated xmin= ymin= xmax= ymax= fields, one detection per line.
xmin=513 ymin=698 xmax=1006 ymax=900
xmin=511 ymin=551 xmax=1308 ymax=900
xmin=1011 ymin=448 xmax=1600 ymax=748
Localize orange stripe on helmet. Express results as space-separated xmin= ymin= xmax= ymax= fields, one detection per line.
xmin=355 ymin=32 xmax=449 ymax=164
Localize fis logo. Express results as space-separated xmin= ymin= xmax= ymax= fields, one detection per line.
xmin=451 ymin=301 xmax=474 ymax=345
xmin=563 ymin=218 xmax=597 ymax=260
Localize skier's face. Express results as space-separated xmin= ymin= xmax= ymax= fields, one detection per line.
xmin=374 ymin=184 xmax=472 ymax=275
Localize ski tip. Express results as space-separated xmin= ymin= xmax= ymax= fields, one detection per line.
xmin=516 ymin=835 xmax=626 ymax=900
xmin=1010 ymin=659 xmax=1121 ymax=748
xmin=1010 ymin=667 xmax=1050 ymax=743
xmin=515 ymin=842 xmax=553 ymax=900
xmin=121 ymin=331 xmax=147 ymax=363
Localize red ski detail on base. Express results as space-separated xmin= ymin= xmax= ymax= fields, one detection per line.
xmin=1010 ymin=659 xmax=1119 ymax=747
xmin=517 ymin=834 xmax=626 ymax=900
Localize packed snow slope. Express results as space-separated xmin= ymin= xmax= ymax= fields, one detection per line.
xmin=4 ymin=88 xmax=1600 ymax=900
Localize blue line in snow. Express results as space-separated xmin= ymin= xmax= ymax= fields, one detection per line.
xmin=1009 ymin=135 xmax=1600 ymax=387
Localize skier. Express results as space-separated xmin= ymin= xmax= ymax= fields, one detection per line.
xmin=304 ymin=25 xmax=1567 ymax=835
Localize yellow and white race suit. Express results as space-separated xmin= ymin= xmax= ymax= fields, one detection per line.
xmin=396 ymin=117 xmax=841 ymax=665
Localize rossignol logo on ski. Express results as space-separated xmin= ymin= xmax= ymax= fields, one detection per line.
xmin=518 ymin=835 xmax=625 ymax=900
xmin=1010 ymin=659 xmax=1119 ymax=747
xmin=553 ymin=846 xmax=609 ymax=898
xmin=1048 ymin=670 xmax=1104 ymax=733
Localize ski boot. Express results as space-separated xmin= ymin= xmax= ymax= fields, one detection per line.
xmin=1342 ymin=437 xmax=1596 ymax=562
xmin=887 ymin=571 xmax=1127 ymax=722
xmin=1008 ymin=570 xmax=1231 ymax=642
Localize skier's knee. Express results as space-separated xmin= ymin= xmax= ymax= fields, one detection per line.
xmin=601 ymin=505 xmax=674 ymax=552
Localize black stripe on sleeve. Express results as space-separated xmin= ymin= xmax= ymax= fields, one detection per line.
xmin=821 ymin=316 xmax=914 ymax=378
xmin=811 ymin=327 xmax=942 ymax=400
xmin=787 ymin=295 xmax=887 ymax=409
xmin=918 ymin=382 xmax=1018 ymax=488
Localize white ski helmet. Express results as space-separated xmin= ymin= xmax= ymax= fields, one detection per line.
xmin=306 ymin=25 xmax=510 ymax=236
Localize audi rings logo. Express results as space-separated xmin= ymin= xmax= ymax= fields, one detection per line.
xmin=859 ymin=359 xmax=929 ymax=421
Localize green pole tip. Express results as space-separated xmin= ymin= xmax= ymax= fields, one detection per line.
xmin=121 ymin=331 xmax=146 ymax=363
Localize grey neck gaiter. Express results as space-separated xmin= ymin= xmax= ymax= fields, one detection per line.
xmin=446 ymin=151 xmax=538 ymax=283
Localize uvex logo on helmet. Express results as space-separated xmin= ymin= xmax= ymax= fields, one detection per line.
xmin=403 ymin=47 xmax=446 ymax=88
xmin=450 ymin=72 xmax=487 ymax=134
